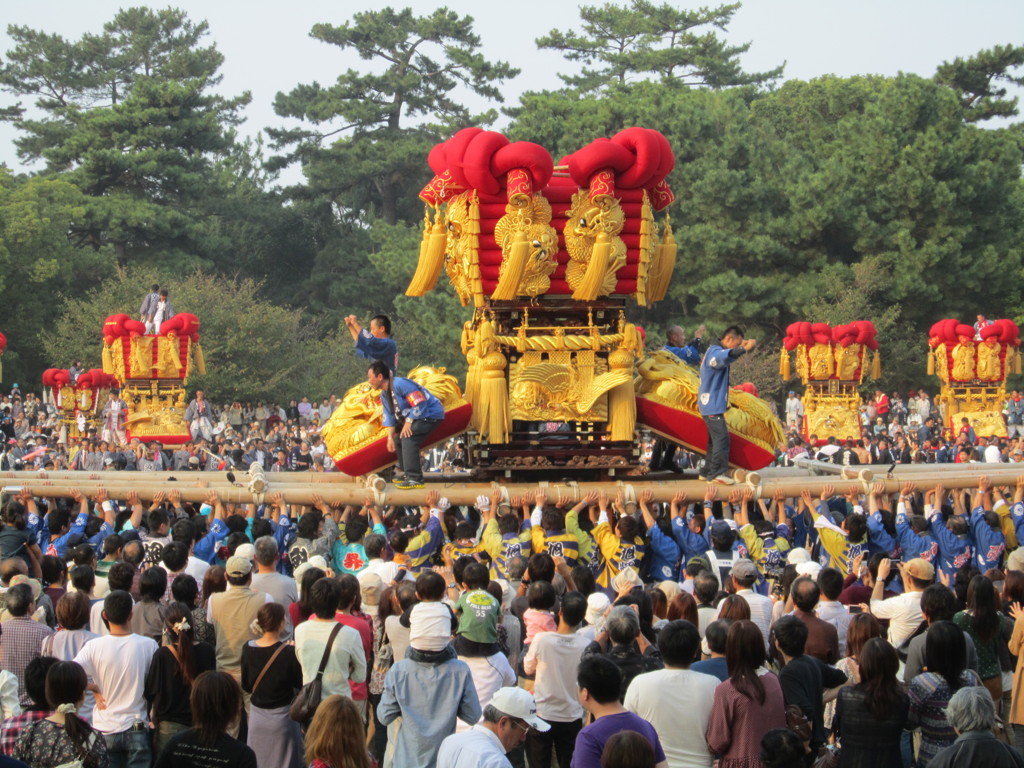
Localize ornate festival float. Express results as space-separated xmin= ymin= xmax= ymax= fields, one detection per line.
xmin=779 ymin=321 xmax=880 ymax=445
xmin=41 ymin=368 xmax=120 ymax=441
xmin=100 ymin=312 xmax=206 ymax=445
xmin=927 ymin=318 xmax=1021 ymax=438
xmin=323 ymin=127 xmax=784 ymax=478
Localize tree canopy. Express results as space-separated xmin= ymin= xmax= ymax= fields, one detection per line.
xmin=0 ymin=4 xmax=1022 ymax=402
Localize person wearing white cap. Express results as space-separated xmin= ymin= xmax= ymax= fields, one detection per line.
xmin=436 ymin=686 xmax=549 ymax=768
xmin=207 ymin=554 xmax=271 ymax=729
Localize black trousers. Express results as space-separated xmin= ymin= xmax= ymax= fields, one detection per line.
xmin=703 ymin=413 xmax=730 ymax=479
xmin=395 ymin=418 xmax=441 ymax=482
xmin=524 ymin=718 xmax=581 ymax=768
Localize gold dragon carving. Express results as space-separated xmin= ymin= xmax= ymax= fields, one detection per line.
xmin=509 ymin=350 xmax=629 ymax=422
xmin=634 ymin=350 xmax=784 ymax=455
xmin=322 ymin=367 xmax=468 ymax=461
xmin=443 ymin=193 xmax=474 ymax=306
xmin=493 ymin=193 xmax=559 ymax=299
xmin=123 ymin=383 xmax=189 ymax=437
xmin=564 ymin=190 xmax=627 ymax=300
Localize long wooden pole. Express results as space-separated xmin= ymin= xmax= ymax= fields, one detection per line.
xmin=1 ymin=465 xmax=1020 ymax=507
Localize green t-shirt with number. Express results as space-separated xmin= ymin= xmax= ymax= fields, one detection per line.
xmin=455 ymin=588 xmax=500 ymax=645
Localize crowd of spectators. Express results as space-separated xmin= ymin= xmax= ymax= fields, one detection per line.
xmin=1 ymin=470 xmax=1024 ymax=767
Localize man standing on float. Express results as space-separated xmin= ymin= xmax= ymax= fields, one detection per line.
xmin=698 ymin=327 xmax=756 ymax=485
xmin=367 ymin=361 xmax=443 ymax=490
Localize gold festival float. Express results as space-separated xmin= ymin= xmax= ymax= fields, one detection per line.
xmin=779 ymin=321 xmax=880 ymax=444
xmin=41 ymin=367 xmax=119 ymax=441
xmin=324 ymin=127 xmax=784 ymax=476
xmin=927 ymin=318 xmax=1021 ymax=438
xmin=100 ymin=313 xmax=206 ymax=445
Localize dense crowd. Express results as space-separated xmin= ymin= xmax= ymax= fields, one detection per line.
xmin=2 ymin=317 xmax=1024 ymax=768
xmin=0 ymin=472 xmax=1024 ymax=768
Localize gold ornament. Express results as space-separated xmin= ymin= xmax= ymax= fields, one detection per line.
xmin=491 ymin=193 xmax=558 ymax=300
xmin=564 ymin=190 xmax=627 ymax=301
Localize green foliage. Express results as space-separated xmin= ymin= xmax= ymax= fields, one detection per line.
xmin=536 ymin=0 xmax=782 ymax=90
xmin=269 ymin=7 xmax=518 ymax=225
xmin=934 ymin=44 xmax=1024 ymax=122
xmin=0 ymin=169 xmax=115 ymax=384
xmin=40 ymin=269 xmax=355 ymax=402
xmin=0 ymin=7 xmax=251 ymax=266
xmin=1 ymin=3 xmax=1023 ymax=410
xmin=364 ymin=220 xmax=470 ymax=379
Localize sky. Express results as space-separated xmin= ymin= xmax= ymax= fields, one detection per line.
xmin=1 ymin=0 xmax=1022 ymax=184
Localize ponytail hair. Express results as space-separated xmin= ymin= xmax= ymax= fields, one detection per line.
xmin=164 ymin=602 xmax=198 ymax=685
xmin=46 ymin=661 xmax=102 ymax=767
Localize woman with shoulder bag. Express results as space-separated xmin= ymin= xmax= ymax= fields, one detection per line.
xmin=241 ymin=603 xmax=304 ymax=768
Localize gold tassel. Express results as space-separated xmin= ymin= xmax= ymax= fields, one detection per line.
xmin=1015 ymin=349 xmax=1022 ymax=375
xmin=608 ymin=381 xmax=636 ymax=440
xmin=465 ymin=349 xmax=481 ymax=429
xmin=477 ymin=355 xmax=509 ymax=443
xmin=405 ymin=206 xmax=446 ymax=296
xmin=871 ymin=351 xmax=881 ymax=380
xmin=468 ymin=193 xmax=484 ymax=307
xmin=635 ymin=193 xmax=654 ymax=306
xmin=474 ymin=320 xmax=509 ymax=443
xmin=102 ymin=343 xmax=113 ymax=374
xmin=780 ymin=347 xmax=791 ymax=380
xmin=927 ymin=350 xmax=935 ymax=376
xmin=649 ymin=216 xmax=677 ymax=303
xmin=573 ymin=232 xmax=612 ymax=301
xmin=607 ymin=345 xmax=637 ymax=441
xmin=491 ymin=231 xmax=530 ymax=301
xmin=194 ymin=341 xmax=207 ymax=376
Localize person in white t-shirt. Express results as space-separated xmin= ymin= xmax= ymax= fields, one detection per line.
xmin=89 ymin=563 xmax=135 ymax=637
xmin=73 ymin=590 xmax=158 ymax=768
xmin=361 ymin=533 xmax=402 ymax=584
xmin=625 ymin=620 xmax=719 ymax=768
xmin=864 ymin=557 xmax=929 ymax=647
xmin=522 ymin=590 xmax=590 ymax=768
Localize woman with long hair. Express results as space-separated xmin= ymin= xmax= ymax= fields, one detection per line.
xmin=648 ymin=585 xmax=669 ymax=631
xmin=154 ymin=670 xmax=256 ymax=768
xmin=192 ymin=566 xmax=226 ymax=644
xmin=144 ymin=602 xmax=216 ymax=754
xmin=665 ymin=591 xmax=698 ymax=625
xmin=833 ymin=637 xmax=909 ymax=768
xmin=824 ymin=612 xmax=882 ymax=728
xmin=304 ymin=694 xmax=375 ymax=768
xmin=241 ymin=603 xmax=304 ymax=768
xmin=288 ymin=565 xmax=325 ymax=630
xmin=12 ymin=660 xmax=107 ymax=768
xmin=716 ymin=594 xmax=751 ymax=622
xmin=907 ymin=621 xmax=982 ymax=766
xmin=954 ymin=575 xmax=1012 ymax=707
xmin=706 ymin=620 xmax=787 ymax=767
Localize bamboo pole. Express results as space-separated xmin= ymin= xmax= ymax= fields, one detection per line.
xmin=1 ymin=464 xmax=1022 ymax=507
xmin=0 ymin=470 xmax=357 ymax=484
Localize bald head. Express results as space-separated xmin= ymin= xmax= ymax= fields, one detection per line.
xmin=667 ymin=326 xmax=685 ymax=347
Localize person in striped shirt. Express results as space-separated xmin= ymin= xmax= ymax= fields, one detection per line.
xmin=589 ymin=492 xmax=646 ymax=593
